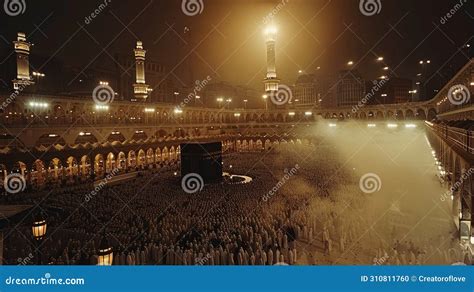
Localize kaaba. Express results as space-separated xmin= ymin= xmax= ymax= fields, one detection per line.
xmin=180 ymin=142 xmax=223 ymax=183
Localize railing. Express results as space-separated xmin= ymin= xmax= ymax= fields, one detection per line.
xmin=426 ymin=122 xmax=473 ymax=154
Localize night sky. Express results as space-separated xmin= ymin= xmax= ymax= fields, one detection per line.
xmin=0 ymin=0 xmax=472 ymax=91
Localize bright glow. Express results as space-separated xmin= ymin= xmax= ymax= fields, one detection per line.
xmin=264 ymin=26 xmax=277 ymax=35
xmin=135 ymin=130 xmax=144 ymax=134
xmin=470 ymin=82 xmax=474 ymax=86
xmin=99 ymin=81 xmax=109 ymax=86
xmin=329 ymin=123 xmax=337 ymax=128
xmin=459 ymin=212 xmax=462 ymax=219
xmin=174 ymin=108 xmax=183 ymax=114
xmin=48 ymin=134 xmax=58 ymax=138
xmin=195 ymin=95 xmax=201 ymax=99
xmin=226 ymin=98 xmax=232 ymax=103
xmin=111 ymin=131 xmax=120 ymax=135
xmin=304 ymin=111 xmax=312 ymax=116
xmin=29 ymin=101 xmax=49 ymax=108
xmin=405 ymin=124 xmax=417 ymax=128
xmin=33 ymin=72 xmax=45 ymax=77
xmin=471 ymin=236 xmax=474 ymax=245
xmin=347 ymin=61 xmax=354 ymax=66
xmin=234 ymin=113 xmax=241 ymax=117
xmin=262 ymin=94 xmax=268 ymax=99
xmin=425 ymin=121 xmax=434 ymax=126
xmin=387 ymin=123 xmax=398 ymax=128
xmin=383 ymin=66 xmax=389 ymax=70
xmin=426 ymin=60 xmax=431 ymax=64
xmin=451 ymin=195 xmax=454 ymax=201
xmin=381 ymin=93 xmax=387 ymax=97
xmin=409 ymin=90 xmax=418 ymax=94
xmin=144 ymin=108 xmax=155 ymax=113
xmin=216 ymin=97 xmax=223 ymax=102
xmin=419 ymin=60 xmax=424 ymax=65
xmin=367 ymin=123 xmax=376 ymax=128
xmin=288 ymin=112 xmax=295 ymax=116
xmin=298 ymin=70 xmax=303 ymax=74
xmin=95 ymin=105 xmax=109 ymax=111
xmin=380 ymin=75 xmax=387 ymax=79
xmin=377 ymin=57 xmax=384 ymax=61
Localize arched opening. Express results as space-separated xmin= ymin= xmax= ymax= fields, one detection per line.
xmin=415 ymin=108 xmax=427 ymax=120
xmin=146 ymin=148 xmax=155 ymax=167
xmin=395 ymin=110 xmax=404 ymax=120
xmin=80 ymin=156 xmax=91 ymax=180
xmin=427 ymin=108 xmax=437 ymax=121
xmin=66 ymin=156 xmax=78 ymax=183
xmin=30 ymin=160 xmax=46 ymax=188
xmin=137 ymin=149 xmax=146 ymax=169
xmin=155 ymin=148 xmax=162 ymax=164
xmin=128 ymin=151 xmax=137 ymax=170
xmin=94 ymin=154 xmax=105 ymax=179
xmin=117 ymin=152 xmax=127 ymax=171
xmin=48 ymin=158 xmax=63 ymax=185
xmin=106 ymin=153 xmax=116 ymax=173
xmin=162 ymin=147 xmax=169 ymax=162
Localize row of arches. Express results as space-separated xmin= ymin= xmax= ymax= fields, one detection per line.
xmin=324 ymin=108 xmax=437 ymax=120
xmin=0 ymin=138 xmax=307 ymax=190
xmin=1 ymin=146 xmax=181 ymax=189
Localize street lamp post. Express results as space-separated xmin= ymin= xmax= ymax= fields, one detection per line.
xmin=262 ymin=94 xmax=268 ymax=111
xmin=97 ymin=231 xmax=113 ymax=266
xmin=32 ymin=211 xmax=47 ymax=265
xmin=216 ymin=97 xmax=223 ymax=108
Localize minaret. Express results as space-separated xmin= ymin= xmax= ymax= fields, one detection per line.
xmin=12 ymin=32 xmax=34 ymax=90
xmin=263 ymin=26 xmax=279 ymax=94
xmin=133 ymin=41 xmax=150 ymax=102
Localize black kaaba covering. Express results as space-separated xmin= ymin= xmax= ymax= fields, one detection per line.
xmin=180 ymin=142 xmax=222 ymax=183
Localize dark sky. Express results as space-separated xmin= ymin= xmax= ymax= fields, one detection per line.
xmin=0 ymin=0 xmax=472 ymax=90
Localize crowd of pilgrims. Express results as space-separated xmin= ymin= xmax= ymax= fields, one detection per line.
xmin=1 ymin=141 xmax=468 ymax=265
